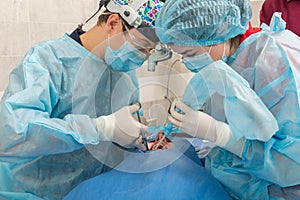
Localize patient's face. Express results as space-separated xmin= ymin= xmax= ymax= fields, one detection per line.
xmin=148 ymin=131 xmax=173 ymax=150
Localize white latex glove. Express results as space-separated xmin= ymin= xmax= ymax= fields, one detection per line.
xmin=169 ymin=100 xmax=246 ymax=157
xmin=94 ymin=104 xmax=148 ymax=150
xmin=168 ymin=99 xmax=231 ymax=146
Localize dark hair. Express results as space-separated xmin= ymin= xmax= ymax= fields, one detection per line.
xmin=229 ymin=35 xmax=241 ymax=54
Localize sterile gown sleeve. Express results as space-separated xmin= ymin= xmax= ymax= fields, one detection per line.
xmin=183 ymin=60 xmax=278 ymax=143
xmin=0 ymin=47 xmax=96 ymax=161
xmin=0 ymin=35 xmax=139 ymax=162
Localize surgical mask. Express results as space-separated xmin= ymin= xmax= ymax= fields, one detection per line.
xmin=104 ymin=35 xmax=148 ymax=72
xmin=182 ymin=52 xmax=213 ymax=73
xmin=182 ymin=43 xmax=227 ymax=73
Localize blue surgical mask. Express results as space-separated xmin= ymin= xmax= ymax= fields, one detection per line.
xmin=182 ymin=43 xmax=228 ymax=73
xmin=104 ymin=40 xmax=148 ymax=72
xmin=182 ymin=52 xmax=213 ymax=73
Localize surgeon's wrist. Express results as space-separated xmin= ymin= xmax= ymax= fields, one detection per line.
xmin=214 ymin=121 xmax=245 ymax=157
xmin=223 ymin=137 xmax=246 ymax=157
xmin=94 ymin=114 xmax=115 ymax=141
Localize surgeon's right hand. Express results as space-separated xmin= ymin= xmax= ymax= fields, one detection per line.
xmin=94 ymin=104 xmax=148 ymax=150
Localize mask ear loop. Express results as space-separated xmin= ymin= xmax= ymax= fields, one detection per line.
xmin=222 ymin=43 xmax=227 ymax=61
xmin=107 ymin=34 xmax=112 ymax=49
xmin=208 ymin=45 xmax=213 ymax=54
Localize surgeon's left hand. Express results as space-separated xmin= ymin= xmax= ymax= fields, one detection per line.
xmin=168 ymin=100 xmax=231 ymax=145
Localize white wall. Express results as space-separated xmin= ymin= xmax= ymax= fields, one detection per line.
xmin=251 ymin=0 xmax=265 ymax=27
xmin=0 ymin=0 xmax=99 ymax=98
xmin=0 ymin=0 xmax=265 ymax=101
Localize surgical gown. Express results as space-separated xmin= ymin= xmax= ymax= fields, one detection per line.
xmin=0 ymin=34 xmax=139 ymax=199
xmin=184 ymin=29 xmax=300 ymax=199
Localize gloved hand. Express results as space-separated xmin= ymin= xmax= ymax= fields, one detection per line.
xmin=168 ymin=99 xmax=231 ymax=146
xmin=94 ymin=104 xmax=148 ymax=150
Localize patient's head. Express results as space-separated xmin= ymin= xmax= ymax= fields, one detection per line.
xmin=148 ymin=131 xmax=173 ymax=150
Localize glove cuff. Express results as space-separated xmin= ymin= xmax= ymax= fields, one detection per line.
xmin=214 ymin=121 xmax=245 ymax=157
xmin=214 ymin=121 xmax=231 ymax=146
xmin=94 ymin=114 xmax=116 ymax=141
xmin=223 ymin=137 xmax=246 ymax=157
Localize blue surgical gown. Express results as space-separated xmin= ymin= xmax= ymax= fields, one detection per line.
xmin=184 ymin=30 xmax=300 ymax=199
xmin=0 ymin=34 xmax=139 ymax=199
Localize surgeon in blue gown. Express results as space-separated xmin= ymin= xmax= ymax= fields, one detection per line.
xmin=64 ymin=138 xmax=231 ymax=200
xmin=154 ymin=0 xmax=300 ymax=199
xmin=0 ymin=0 xmax=164 ymax=199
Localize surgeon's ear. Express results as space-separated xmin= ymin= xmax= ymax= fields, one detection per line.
xmin=106 ymin=14 xmax=122 ymax=34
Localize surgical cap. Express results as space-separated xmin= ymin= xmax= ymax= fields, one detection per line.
xmin=155 ymin=0 xmax=252 ymax=46
xmin=114 ymin=0 xmax=164 ymax=27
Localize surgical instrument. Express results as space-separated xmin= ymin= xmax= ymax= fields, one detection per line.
xmin=133 ymin=101 xmax=149 ymax=151
xmin=148 ymin=43 xmax=173 ymax=72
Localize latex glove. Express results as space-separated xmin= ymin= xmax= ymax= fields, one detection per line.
xmin=94 ymin=104 xmax=148 ymax=150
xmin=168 ymin=99 xmax=231 ymax=146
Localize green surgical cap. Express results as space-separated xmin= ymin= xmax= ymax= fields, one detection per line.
xmin=155 ymin=0 xmax=252 ymax=46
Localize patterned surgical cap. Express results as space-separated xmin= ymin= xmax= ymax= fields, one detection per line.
xmin=114 ymin=0 xmax=164 ymax=27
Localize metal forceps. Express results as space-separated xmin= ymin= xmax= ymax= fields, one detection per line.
xmin=133 ymin=101 xmax=149 ymax=151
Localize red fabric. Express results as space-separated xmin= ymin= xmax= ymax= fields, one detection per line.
xmin=239 ymin=23 xmax=261 ymax=44
xmin=260 ymin=0 xmax=300 ymax=37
